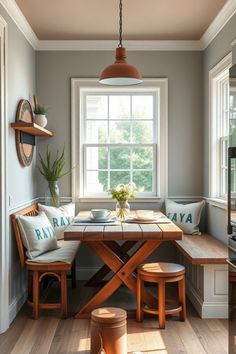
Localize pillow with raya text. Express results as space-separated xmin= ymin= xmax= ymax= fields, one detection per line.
xmin=165 ymin=199 xmax=205 ymax=235
xmin=17 ymin=211 xmax=59 ymax=259
xmin=38 ymin=203 xmax=75 ymax=240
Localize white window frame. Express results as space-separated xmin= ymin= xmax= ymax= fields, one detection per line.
xmin=71 ymin=78 xmax=168 ymax=202
xmin=209 ymin=52 xmax=232 ymax=200
xmin=0 ymin=15 xmax=8 ymax=333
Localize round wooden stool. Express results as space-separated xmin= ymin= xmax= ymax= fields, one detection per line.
xmin=136 ymin=262 xmax=186 ymax=329
xmin=90 ymin=307 xmax=127 ymax=354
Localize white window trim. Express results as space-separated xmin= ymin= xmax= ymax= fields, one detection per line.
xmin=71 ymin=78 xmax=168 ymax=202
xmin=209 ymin=52 xmax=232 ymax=200
xmin=0 ymin=15 xmax=9 ymax=333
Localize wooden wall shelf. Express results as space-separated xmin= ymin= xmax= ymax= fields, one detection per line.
xmin=11 ymin=122 xmax=53 ymax=137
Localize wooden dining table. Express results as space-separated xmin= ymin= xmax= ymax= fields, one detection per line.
xmin=64 ymin=211 xmax=183 ymax=318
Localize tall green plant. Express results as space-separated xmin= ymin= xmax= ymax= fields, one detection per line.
xmin=38 ymin=147 xmax=68 ymax=181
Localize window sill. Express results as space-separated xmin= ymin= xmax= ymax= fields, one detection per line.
xmin=205 ymin=197 xmax=227 ymax=210
xmin=76 ymin=197 xmax=163 ymax=203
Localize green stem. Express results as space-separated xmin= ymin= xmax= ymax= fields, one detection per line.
xmin=48 ymin=181 xmax=59 ymax=207
xmin=116 ymin=200 xmax=129 ymax=221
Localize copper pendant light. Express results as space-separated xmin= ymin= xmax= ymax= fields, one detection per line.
xmin=99 ymin=0 xmax=142 ymax=86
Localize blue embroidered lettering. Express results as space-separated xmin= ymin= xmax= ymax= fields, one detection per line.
xmin=45 ymin=226 xmax=53 ymax=238
xmin=186 ymin=214 xmax=192 ymax=223
xmin=52 ymin=218 xmax=59 ymax=227
xmin=35 ymin=229 xmax=43 ymax=240
xmin=65 ymin=216 xmax=70 ymax=224
xmin=42 ymin=228 xmax=49 ymax=238
xmin=171 ymin=213 xmax=177 ymax=222
xmin=180 ymin=213 xmax=185 ymax=222
xmin=60 ymin=217 xmax=66 ymax=226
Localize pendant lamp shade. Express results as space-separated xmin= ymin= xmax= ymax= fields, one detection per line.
xmin=99 ymin=48 xmax=142 ymax=86
xmin=99 ymin=0 xmax=142 ymax=86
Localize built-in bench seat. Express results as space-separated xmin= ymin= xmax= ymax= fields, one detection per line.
xmin=11 ymin=204 xmax=81 ymax=319
xmin=174 ymin=233 xmax=228 ymax=319
xmin=174 ymin=233 xmax=227 ymax=265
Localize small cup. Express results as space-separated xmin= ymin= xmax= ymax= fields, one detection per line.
xmin=90 ymin=209 xmax=111 ymax=220
xmin=135 ymin=210 xmax=154 ymax=220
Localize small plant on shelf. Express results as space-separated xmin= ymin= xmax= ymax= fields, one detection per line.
xmin=34 ymin=104 xmax=48 ymax=115
xmin=34 ymin=104 xmax=48 ymax=128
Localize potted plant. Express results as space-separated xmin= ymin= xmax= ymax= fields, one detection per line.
xmin=38 ymin=147 xmax=68 ymax=207
xmin=34 ymin=104 xmax=48 ymax=128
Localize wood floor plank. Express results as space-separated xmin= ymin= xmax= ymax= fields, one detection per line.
xmin=0 ymin=283 xmax=228 ymax=354
xmin=127 ymin=318 xmax=168 ymax=353
xmin=173 ymin=319 xmax=206 ymax=354
xmin=0 ymin=311 xmax=28 ymax=354
xmin=48 ymin=319 xmax=75 ymax=354
xmin=29 ymin=317 xmax=59 ymax=354
xmin=10 ymin=319 xmax=43 ymax=354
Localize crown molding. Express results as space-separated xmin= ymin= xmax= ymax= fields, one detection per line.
xmin=37 ymin=39 xmax=203 ymax=51
xmin=201 ymin=0 xmax=236 ymax=49
xmin=0 ymin=0 xmax=236 ymax=52
xmin=0 ymin=0 xmax=37 ymax=48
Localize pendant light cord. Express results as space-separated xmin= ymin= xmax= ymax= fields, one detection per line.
xmin=118 ymin=0 xmax=123 ymax=47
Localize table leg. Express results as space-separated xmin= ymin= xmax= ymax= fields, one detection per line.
xmin=75 ymin=239 xmax=161 ymax=318
xmin=85 ymin=241 xmax=136 ymax=286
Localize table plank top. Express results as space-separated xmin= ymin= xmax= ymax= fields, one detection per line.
xmin=64 ymin=211 xmax=183 ymax=241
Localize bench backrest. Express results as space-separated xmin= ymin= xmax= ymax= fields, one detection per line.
xmin=11 ymin=204 xmax=38 ymax=267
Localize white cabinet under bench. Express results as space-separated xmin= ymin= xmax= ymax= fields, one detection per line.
xmin=174 ymin=234 xmax=228 ymax=319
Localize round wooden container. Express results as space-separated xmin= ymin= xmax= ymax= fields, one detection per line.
xmin=90 ymin=307 xmax=127 ymax=354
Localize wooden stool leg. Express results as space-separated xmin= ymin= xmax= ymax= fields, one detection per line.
xmin=178 ymin=277 xmax=186 ymax=321
xmin=71 ymin=260 xmax=76 ymax=289
xmin=61 ymin=271 xmax=68 ymax=318
xmin=28 ymin=271 xmax=33 ymax=302
xmin=32 ymin=271 xmax=39 ymax=320
xmin=136 ymin=274 xmax=143 ymax=322
xmin=158 ymin=280 xmax=165 ymax=329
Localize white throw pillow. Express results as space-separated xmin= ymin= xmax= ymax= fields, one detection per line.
xmin=165 ymin=200 xmax=205 ymax=235
xmin=17 ymin=211 xmax=59 ymax=259
xmin=38 ymin=203 xmax=75 ymax=240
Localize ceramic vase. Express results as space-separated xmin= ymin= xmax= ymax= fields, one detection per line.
xmin=34 ymin=114 xmax=47 ymax=128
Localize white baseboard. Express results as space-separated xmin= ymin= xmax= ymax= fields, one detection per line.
xmin=9 ymin=288 xmax=27 ymax=324
xmin=201 ymin=302 xmax=228 ymax=319
xmin=186 ymin=279 xmax=203 ymax=316
xmin=186 ymin=276 xmax=228 ymax=319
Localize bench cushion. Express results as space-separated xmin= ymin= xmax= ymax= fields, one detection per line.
xmin=27 ymin=240 xmax=81 ymax=264
xmin=17 ymin=211 xmax=59 ymax=259
xmin=38 ymin=203 xmax=75 ymax=240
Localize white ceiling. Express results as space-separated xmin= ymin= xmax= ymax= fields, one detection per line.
xmin=15 ymin=0 xmax=228 ymax=41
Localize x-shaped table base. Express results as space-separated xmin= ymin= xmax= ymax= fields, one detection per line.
xmin=75 ymin=239 xmax=162 ymax=318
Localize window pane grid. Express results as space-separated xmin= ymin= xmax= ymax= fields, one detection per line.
xmin=83 ymin=92 xmax=157 ymax=196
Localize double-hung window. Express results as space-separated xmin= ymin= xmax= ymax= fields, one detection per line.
xmin=71 ymin=79 xmax=168 ymax=201
xmin=209 ymin=53 xmax=232 ymax=199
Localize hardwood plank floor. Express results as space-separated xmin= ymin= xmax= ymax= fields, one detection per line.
xmin=0 ymin=281 xmax=228 ymax=354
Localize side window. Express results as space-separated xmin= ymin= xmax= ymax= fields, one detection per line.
xmin=209 ymin=54 xmax=232 ymax=198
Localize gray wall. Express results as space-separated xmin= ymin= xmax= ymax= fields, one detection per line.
xmin=36 ymin=50 xmax=203 ymax=198
xmin=3 ymin=2 xmax=235 ymax=320
xmin=36 ymin=50 xmax=203 ymax=267
xmin=203 ymin=13 xmax=236 ymax=244
xmin=0 ymin=4 xmax=36 ymax=308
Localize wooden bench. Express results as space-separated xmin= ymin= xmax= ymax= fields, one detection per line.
xmin=11 ymin=204 xmax=80 ymax=319
xmin=174 ymin=233 xmax=228 ymax=318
